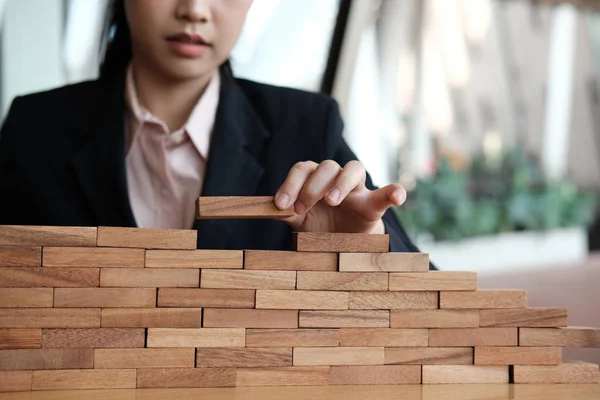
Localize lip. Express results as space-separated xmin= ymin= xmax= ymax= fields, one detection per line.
xmin=166 ymin=33 xmax=211 ymax=58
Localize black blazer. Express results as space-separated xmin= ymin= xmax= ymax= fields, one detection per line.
xmin=0 ymin=70 xmax=425 ymax=258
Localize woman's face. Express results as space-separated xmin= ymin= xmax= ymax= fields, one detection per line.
xmin=125 ymin=0 xmax=252 ymax=80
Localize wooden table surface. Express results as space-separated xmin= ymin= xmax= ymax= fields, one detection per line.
xmin=0 ymin=384 xmax=599 ymax=400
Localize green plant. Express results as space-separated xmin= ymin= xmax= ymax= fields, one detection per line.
xmin=395 ymin=148 xmax=598 ymax=242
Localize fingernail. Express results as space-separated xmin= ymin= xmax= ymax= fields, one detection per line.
xmin=327 ymin=188 xmax=340 ymax=204
xmin=295 ymin=201 xmax=307 ymax=215
xmin=276 ymin=193 xmax=289 ymax=209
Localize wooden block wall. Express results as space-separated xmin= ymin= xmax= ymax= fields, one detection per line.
xmin=0 ymin=224 xmax=598 ymax=391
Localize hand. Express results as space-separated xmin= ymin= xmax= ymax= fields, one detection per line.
xmin=274 ymin=160 xmax=407 ymax=234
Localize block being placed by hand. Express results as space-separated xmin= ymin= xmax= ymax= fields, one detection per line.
xmin=196 ymin=196 xmax=294 ymax=219
xmin=294 ymin=233 xmax=389 ymax=253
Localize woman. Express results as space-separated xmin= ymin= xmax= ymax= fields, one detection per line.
xmin=0 ymin=0 xmax=422 ymax=255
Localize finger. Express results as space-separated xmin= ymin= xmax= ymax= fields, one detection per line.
xmin=325 ymin=160 xmax=367 ymax=206
xmin=367 ymin=183 xmax=407 ymax=214
xmin=274 ymin=161 xmax=318 ymax=210
xmin=296 ymin=160 xmax=342 ymax=214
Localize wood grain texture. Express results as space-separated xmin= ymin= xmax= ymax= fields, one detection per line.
xmin=97 ymin=227 xmax=197 ymax=249
xmin=32 ymin=369 xmax=136 ymax=390
xmin=422 ymin=365 xmax=509 ymax=384
xmin=42 ymin=247 xmax=145 ymax=268
xmin=41 ymin=328 xmax=144 ymax=348
xmin=389 ymin=271 xmax=477 ymax=291
xmin=0 ymin=288 xmax=53 ymax=308
xmin=390 ymin=310 xmax=480 ymax=328
xmin=339 ymin=253 xmax=429 ymax=272
xmin=245 ymin=329 xmax=339 ymax=347
xmin=513 ymin=362 xmax=600 ymax=384
xmin=349 ymin=292 xmax=438 ymax=310
xmin=519 ymin=327 xmax=600 ymax=347
xmin=244 ymin=250 xmax=338 ymax=271
xmin=0 ymin=246 xmax=41 ymax=267
xmin=146 ymin=328 xmax=245 ymax=347
xmin=157 ymin=288 xmax=255 ymax=308
xmin=256 ymin=290 xmax=348 ymax=310
xmin=0 ymin=348 xmax=93 ymax=370
xmin=100 ymin=268 xmax=199 ymax=287
xmin=146 ymin=250 xmax=242 ymax=269
xmin=0 ymin=370 xmax=32 ymax=392
xmin=293 ymin=347 xmax=384 ymax=366
xmin=201 ymin=270 xmax=296 ymax=290
xmin=195 ymin=347 xmax=292 ymax=367
xmin=0 ymin=225 xmax=96 ymax=247
xmin=429 ymin=328 xmax=518 ymax=346
xmin=480 ymin=308 xmax=568 ymax=327
xmin=0 ymin=308 xmax=100 ymax=328
xmin=296 ymin=272 xmax=388 ymax=291
xmin=0 ymin=267 xmax=99 ymax=287
xmin=440 ymin=290 xmax=527 ymax=309
xmin=294 ymin=232 xmax=389 ymax=253
xmin=0 ymin=329 xmax=41 ymax=349
xmin=385 ymin=347 xmax=473 ymax=365
xmin=94 ymin=348 xmax=195 ymax=368
xmin=101 ymin=308 xmax=202 ymax=328
xmin=299 ymin=310 xmax=389 ymax=328
xmin=196 ymin=196 xmax=294 ymax=219
xmin=203 ymin=309 xmax=298 ymax=328
xmin=475 ymin=347 xmax=561 ymax=365
xmin=137 ymin=367 xmax=235 ymax=388
xmin=330 ymin=365 xmax=421 ymax=385
xmin=54 ymin=288 xmax=156 ymax=308
xmin=235 ymin=367 xmax=330 ymax=387
xmin=339 ymin=328 xmax=428 ymax=347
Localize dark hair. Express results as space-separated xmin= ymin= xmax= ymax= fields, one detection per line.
xmin=99 ymin=0 xmax=232 ymax=79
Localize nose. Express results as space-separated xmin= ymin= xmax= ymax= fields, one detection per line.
xmin=176 ymin=0 xmax=210 ymax=23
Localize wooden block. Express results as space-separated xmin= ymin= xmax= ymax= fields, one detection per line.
xmin=391 ymin=310 xmax=479 ymax=328
xmin=0 ymin=308 xmax=100 ymax=328
xmin=385 ymin=347 xmax=473 ymax=365
xmin=137 ymin=367 xmax=235 ymax=388
xmin=422 ymin=365 xmax=509 ymax=384
xmin=0 ymin=246 xmax=41 ymax=266
xmin=349 ymin=292 xmax=438 ymax=310
xmin=440 ymin=290 xmax=527 ymax=309
xmin=97 ymin=226 xmax=197 ymax=249
xmin=42 ymin=328 xmax=144 ymax=348
xmin=43 ymin=247 xmax=144 ymax=268
xmin=429 ymin=328 xmax=518 ymax=346
xmin=100 ymin=268 xmax=199 ymax=287
xmin=475 ymin=346 xmax=561 ymax=365
xmin=294 ymin=232 xmax=389 ymax=253
xmin=330 ymin=365 xmax=421 ymax=385
xmin=236 ymin=366 xmax=330 ymax=387
xmin=201 ymin=270 xmax=296 ymax=290
xmin=339 ymin=252 xmax=428 ymax=272
xmin=196 ymin=196 xmax=294 ymax=219
xmin=0 ymin=349 xmax=93 ymax=370
xmin=0 ymin=225 xmax=96 ymax=247
xmin=293 ymin=347 xmax=384 ymax=366
xmin=299 ymin=310 xmax=389 ymax=328
xmin=246 ymin=329 xmax=339 ymax=347
xmin=54 ymin=288 xmax=156 ymax=308
xmin=296 ymin=272 xmax=387 ymax=291
xmin=146 ymin=250 xmax=242 ymax=269
xmin=339 ymin=328 xmax=428 ymax=347
xmin=203 ymin=309 xmax=298 ymax=328
xmin=196 ymin=347 xmax=292 ymax=367
xmin=32 ymin=369 xmax=136 ymax=390
xmin=0 ymin=267 xmax=99 ymax=287
xmin=0 ymin=370 xmax=32 ymax=392
xmin=101 ymin=308 xmax=202 ymax=328
xmin=244 ymin=250 xmax=338 ymax=271
xmin=0 ymin=329 xmax=41 ymax=349
xmin=0 ymin=288 xmax=53 ymax=307
xmin=158 ymin=288 xmax=255 ymax=308
xmin=256 ymin=290 xmax=348 ymax=310
xmin=389 ymin=271 xmax=477 ymax=291
xmin=147 ymin=328 xmax=245 ymax=347
xmin=94 ymin=348 xmax=194 ymax=368
xmin=513 ymin=362 xmax=600 ymax=384
xmin=480 ymin=308 xmax=567 ymax=328
xmin=520 ymin=327 xmax=600 ymax=347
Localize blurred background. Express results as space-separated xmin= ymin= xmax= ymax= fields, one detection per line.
xmin=0 ymin=0 xmax=599 ymax=362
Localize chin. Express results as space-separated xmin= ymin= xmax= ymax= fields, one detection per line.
xmin=160 ymin=60 xmax=218 ymax=82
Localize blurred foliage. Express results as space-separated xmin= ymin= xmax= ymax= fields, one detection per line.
xmin=395 ymin=148 xmax=598 ymax=242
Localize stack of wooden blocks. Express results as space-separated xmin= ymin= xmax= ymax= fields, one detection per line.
xmin=0 ymin=197 xmax=599 ymax=392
